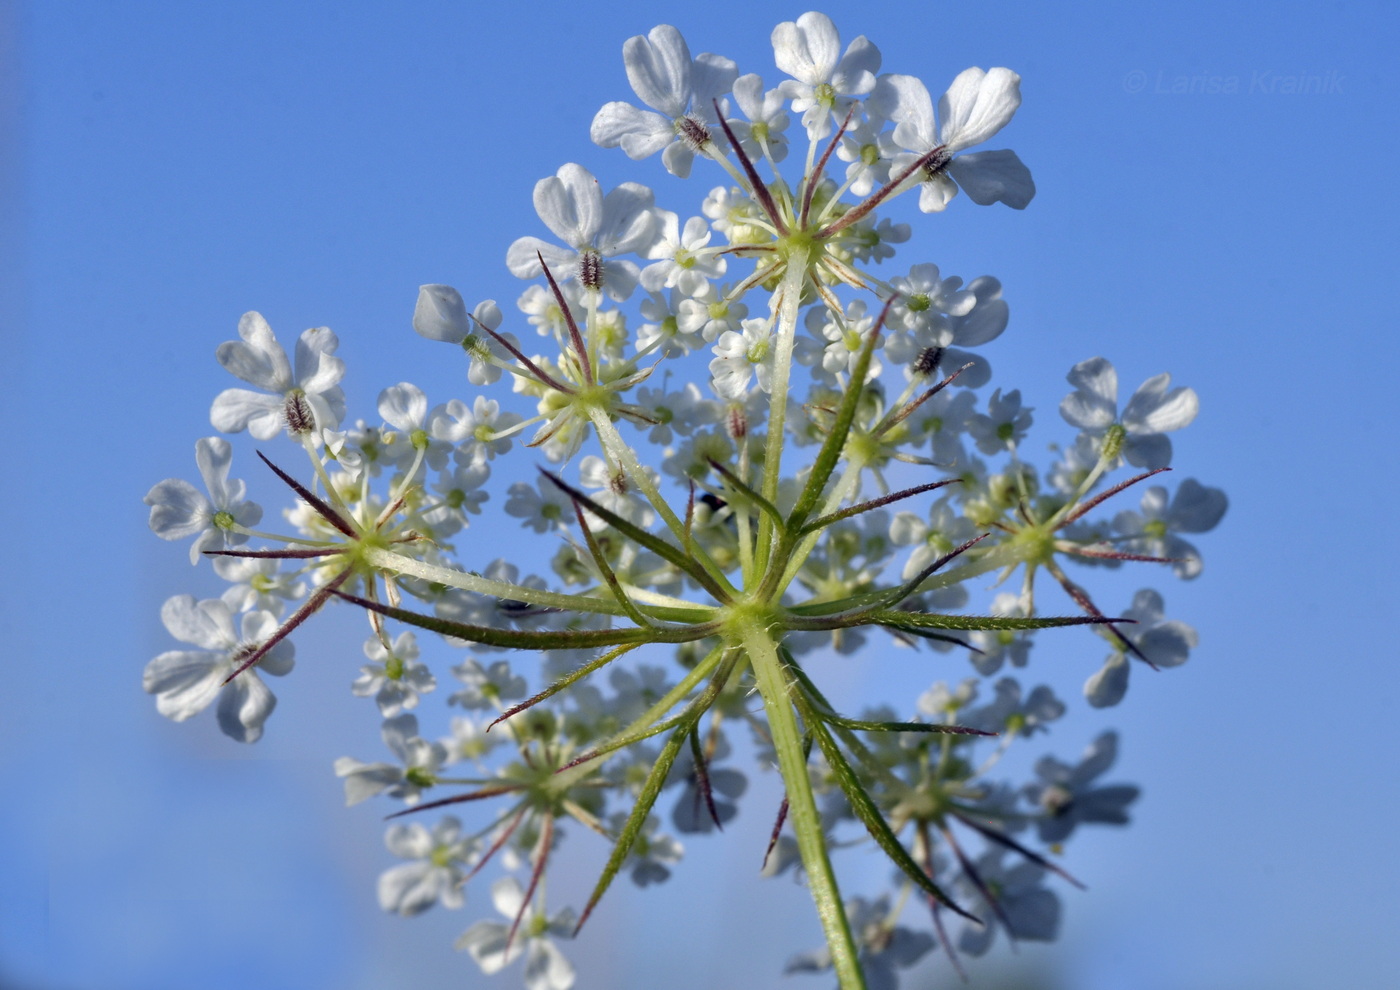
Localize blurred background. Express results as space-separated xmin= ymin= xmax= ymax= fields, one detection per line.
xmin=3 ymin=1 xmax=1397 ymax=988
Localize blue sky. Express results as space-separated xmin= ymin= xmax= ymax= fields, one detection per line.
xmin=4 ymin=2 xmax=1398 ymax=989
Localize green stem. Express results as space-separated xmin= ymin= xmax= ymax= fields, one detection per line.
xmin=742 ymin=622 xmax=865 ymax=990
xmin=757 ymin=243 xmax=812 ymax=570
xmin=361 ymin=545 xmax=711 ymax=622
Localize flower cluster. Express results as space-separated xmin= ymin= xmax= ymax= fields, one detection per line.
xmin=143 ymin=12 xmax=1223 ymax=990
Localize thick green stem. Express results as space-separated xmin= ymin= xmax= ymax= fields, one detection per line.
xmin=742 ymin=622 xmax=865 ymax=990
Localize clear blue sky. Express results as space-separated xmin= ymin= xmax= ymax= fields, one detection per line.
xmin=4 ymin=2 xmax=1397 ymax=989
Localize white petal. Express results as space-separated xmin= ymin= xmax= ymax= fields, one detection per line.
xmin=622 ymin=25 xmax=691 ymax=117
xmin=1168 ymin=479 xmax=1228 ymax=533
xmin=873 ymin=75 xmax=937 ymax=150
xmin=1084 ymin=652 xmax=1130 ymax=708
xmin=216 ymin=673 xmax=275 ymax=743
xmin=1123 ymin=375 xmax=1199 ymax=433
xmin=413 ymin=285 xmax=471 ymax=342
xmin=378 ymin=861 xmax=440 ymax=916
xmin=292 ymin=326 xmax=344 ymax=394
xmin=772 ymin=12 xmax=840 ymax=86
xmin=143 ymin=649 xmax=223 ymax=720
xmin=144 ymin=479 xmax=209 ymax=539
xmin=590 ymin=102 xmax=673 ymax=159
xmin=217 ymin=312 xmax=292 ymax=392
xmin=938 ymin=67 xmax=1022 ymax=153
xmin=161 ymin=594 xmax=235 ymax=648
xmin=596 ymin=183 xmax=658 ymax=256
xmin=209 ymin=389 xmax=285 ymax=439
xmin=524 ymin=939 xmax=575 ymax=990
xmin=378 ymin=383 xmax=428 ymax=432
xmin=1060 ymin=357 xmax=1118 ymax=429
xmin=540 ymin=163 xmax=602 ymax=245
xmin=1123 ymin=432 xmax=1172 ymax=469
xmin=946 ymin=149 xmax=1035 ymax=208
xmin=831 ymin=35 xmax=880 ymax=96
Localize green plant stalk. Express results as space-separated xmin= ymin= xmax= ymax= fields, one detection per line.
xmin=756 ymin=242 xmax=813 ymax=572
xmin=742 ymin=620 xmax=865 ymax=990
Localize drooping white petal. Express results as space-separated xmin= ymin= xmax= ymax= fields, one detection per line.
xmin=524 ymin=939 xmax=575 ymax=990
xmin=1168 ymin=479 xmax=1228 ymax=532
xmin=946 ymin=150 xmax=1036 ymax=208
xmin=1085 ymin=652 xmax=1130 ymax=708
xmin=413 ymin=284 xmax=470 ymax=342
xmin=378 ymin=861 xmax=442 ymax=916
xmin=1123 ymin=432 xmax=1173 ymax=469
xmin=216 ymin=673 xmax=276 ymax=743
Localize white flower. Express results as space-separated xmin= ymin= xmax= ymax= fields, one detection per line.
xmin=506 ymin=163 xmax=658 ymax=301
xmin=413 ymin=289 xmax=513 ymax=387
xmin=640 ymin=210 xmax=725 ymax=296
xmin=143 ymin=596 xmax=293 ymax=743
xmin=456 ymin=877 xmax=577 ymax=990
xmin=874 ymin=69 xmax=1035 ymax=211
xmin=956 ymin=852 xmax=1060 ymax=955
xmin=1060 ymin=357 xmax=1200 ymax=469
xmin=209 ymin=312 xmax=345 ymax=438
xmin=709 ymin=318 xmax=775 ymax=399
xmin=1084 ymin=589 xmax=1197 ymax=709
xmin=728 ymin=73 xmax=791 ymax=163
xmin=450 ymin=658 xmax=527 ymax=710
xmin=352 ymin=631 xmax=436 ymax=717
xmin=1112 ymin=479 xmax=1228 ymax=579
xmin=1025 ymin=731 xmax=1139 ymax=844
xmin=144 ymin=437 xmax=262 ymax=564
xmin=334 ymin=713 xmax=446 ymax=806
xmin=771 ymin=12 xmax=881 ymax=139
xmin=214 ymin=555 xmax=306 ymax=616
xmin=591 ymin=24 xmax=738 ymax=178
xmin=967 ymin=388 xmax=1033 ymax=453
xmin=378 ymin=816 xmax=477 ymax=916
